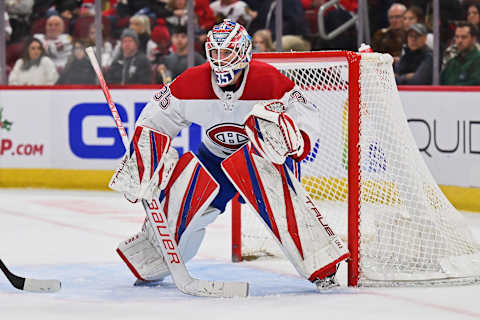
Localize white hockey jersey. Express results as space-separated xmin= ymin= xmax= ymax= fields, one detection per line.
xmin=137 ymin=60 xmax=317 ymax=159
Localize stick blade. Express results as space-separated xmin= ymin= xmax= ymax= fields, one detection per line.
xmin=23 ymin=278 xmax=62 ymax=293
xmin=182 ymin=280 xmax=249 ymax=298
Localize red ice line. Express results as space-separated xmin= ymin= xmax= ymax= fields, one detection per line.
xmin=0 ymin=207 xmax=125 ymax=239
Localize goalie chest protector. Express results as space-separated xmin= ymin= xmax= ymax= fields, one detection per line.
xmin=144 ymin=60 xmax=299 ymax=159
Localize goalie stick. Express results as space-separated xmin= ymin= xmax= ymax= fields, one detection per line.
xmin=0 ymin=259 xmax=61 ymax=293
xmin=85 ymin=47 xmax=249 ymax=298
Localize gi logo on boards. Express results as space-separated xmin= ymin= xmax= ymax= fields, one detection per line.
xmin=68 ymin=102 xmax=202 ymax=159
xmin=69 ymin=102 xmax=130 ymax=159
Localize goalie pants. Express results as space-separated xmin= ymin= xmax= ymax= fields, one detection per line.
xmin=195 ymin=143 xmax=244 ymax=212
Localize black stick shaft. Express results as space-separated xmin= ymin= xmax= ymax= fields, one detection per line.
xmin=0 ymin=259 xmax=25 ymax=290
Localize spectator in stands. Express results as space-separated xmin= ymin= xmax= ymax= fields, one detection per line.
xmin=57 ymin=0 xmax=81 ymax=32
xmin=466 ymin=3 xmax=480 ymax=32
xmin=194 ymin=0 xmax=217 ymax=32
xmin=152 ymin=0 xmax=215 ymax=35
xmin=151 ymin=0 xmax=214 ymax=47
xmin=115 ymin=0 xmax=157 ymax=17
xmin=424 ymin=0 xmax=465 ymax=51
xmin=403 ymin=6 xmax=423 ymax=32
xmin=154 ymin=25 xmax=205 ymax=84
xmin=150 ymin=22 xmax=172 ymax=63
xmin=441 ymin=22 xmax=480 ymax=85
xmin=253 ymin=29 xmax=275 ymax=52
xmin=8 ymin=37 xmax=59 ymax=85
xmin=110 ymin=15 xmax=157 ymax=62
xmin=280 ymin=34 xmax=311 ymax=52
xmin=210 ymin=0 xmax=258 ymax=27
xmin=372 ymin=3 xmax=406 ymax=62
xmin=6 ymin=0 xmax=34 ymax=44
xmin=442 ymin=4 xmax=480 ymax=69
xmin=403 ymin=5 xmax=433 ymax=49
xmin=394 ymin=23 xmax=432 ymax=85
xmin=56 ymin=40 xmax=96 ymax=85
xmin=164 ymin=0 xmax=189 ymax=34
xmin=128 ymin=15 xmax=157 ymax=61
xmin=86 ymin=24 xmax=114 ymax=68
xmin=78 ymin=1 xmax=94 ymax=17
xmin=34 ymin=15 xmax=73 ymax=70
xmin=106 ymin=28 xmax=152 ymax=85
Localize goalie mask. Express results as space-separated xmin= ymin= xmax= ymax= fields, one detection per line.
xmin=205 ymin=19 xmax=252 ymax=87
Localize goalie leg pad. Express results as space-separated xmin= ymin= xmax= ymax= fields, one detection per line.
xmin=160 ymin=152 xmax=219 ymax=243
xmin=116 ymin=225 xmax=169 ymax=282
xmin=222 ymin=144 xmax=349 ymax=281
xmin=117 ymin=207 xmax=221 ymax=282
xmin=117 ymin=152 xmax=221 ymax=282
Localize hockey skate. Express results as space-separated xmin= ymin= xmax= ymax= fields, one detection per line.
xmin=314 ymin=273 xmax=339 ymax=290
xmin=133 ymin=277 xmax=165 ymax=287
xmin=313 ymin=264 xmax=340 ymax=290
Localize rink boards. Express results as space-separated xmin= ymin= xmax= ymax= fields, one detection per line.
xmin=0 ymin=85 xmax=479 ymax=211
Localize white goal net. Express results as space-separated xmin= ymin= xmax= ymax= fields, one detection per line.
xmin=232 ymin=51 xmax=480 ymax=286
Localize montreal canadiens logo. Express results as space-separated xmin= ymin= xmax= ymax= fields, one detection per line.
xmin=207 ymin=123 xmax=248 ymax=150
xmin=289 ymin=90 xmax=307 ymax=104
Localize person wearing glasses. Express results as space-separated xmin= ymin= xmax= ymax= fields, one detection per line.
xmin=372 ymin=3 xmax=407 ymax=63
xmin=394 ymin=23 xmax=432 ymax=85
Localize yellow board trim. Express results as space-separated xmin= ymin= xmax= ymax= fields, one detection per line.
xmin=439 ymin=185 xmax=480 ymax=213
xmin=0 ymin=168 xmax=113 ymax=190
xmin=1 ymin=169 xmax=480 ymax=212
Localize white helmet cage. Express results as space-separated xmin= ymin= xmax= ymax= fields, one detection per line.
xmin=205 ymin=19 xmax=252 ymax=87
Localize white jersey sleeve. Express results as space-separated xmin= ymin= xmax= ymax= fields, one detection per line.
xmin=136 ymin=85 xmax=192 ymax=139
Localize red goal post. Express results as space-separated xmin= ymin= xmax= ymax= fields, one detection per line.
xmin=231 ymin=51 xmax=480 ymax=287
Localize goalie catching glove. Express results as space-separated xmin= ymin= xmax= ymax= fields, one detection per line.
xmin=244 ymin=100 xmax=309 ymax=164
xmin=109 ymin=125 xmax=178 ymax=202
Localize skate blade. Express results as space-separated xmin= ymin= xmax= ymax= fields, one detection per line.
xmin=133 ymin=278 xmax=164 ymax=287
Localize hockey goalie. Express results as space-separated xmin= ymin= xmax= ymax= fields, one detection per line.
xmin=110 ymin=19 xmax=349 ymax=291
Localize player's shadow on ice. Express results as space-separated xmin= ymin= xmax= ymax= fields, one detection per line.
xmin=0 ymin=261 xmax=356 ymax=300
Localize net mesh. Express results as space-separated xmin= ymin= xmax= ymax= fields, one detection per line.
xmin=238 ymin=52 xmax=480 ymax=286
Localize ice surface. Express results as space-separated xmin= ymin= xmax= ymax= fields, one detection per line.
xmin=0 ymin=189 xmax=479 ymax=320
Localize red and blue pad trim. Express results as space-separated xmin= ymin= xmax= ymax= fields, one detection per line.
xmin=131 ymin=126 xmax=171 ymax=184
xmin=132 ymin=126 xmax=145 ymax=183
xmin=239 ymin=146 xmax=280 ymax=237
xmin=222 ymin=144 xmax=305 ymax=257
xmin=160 ymin=152 xmax=219 ymax=243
